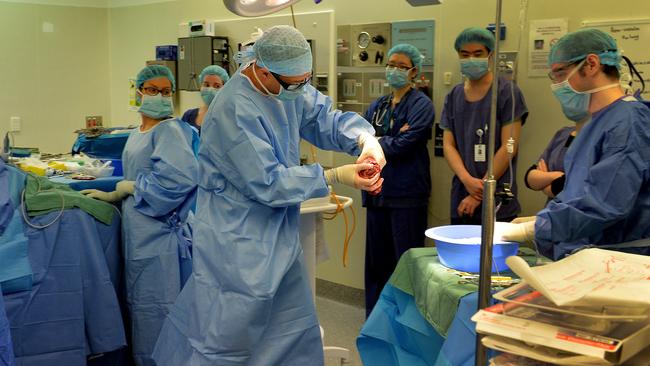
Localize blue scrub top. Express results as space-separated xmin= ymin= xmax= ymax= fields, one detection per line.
xmin=440 ymin=76 xmax=529 ymax=220
xmin=536 ymin=96 xmax=650 ymax=259
xmin=362 ymin=88 xmax=435 ymax=207
xmin=181 ymin=108 xmax=200 ymax=133
xmin=539 ymin=126 xmax=575 ymax=172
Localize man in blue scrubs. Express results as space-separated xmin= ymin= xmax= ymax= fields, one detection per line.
xmin=441 ymin=27 xmax=528 ymax=225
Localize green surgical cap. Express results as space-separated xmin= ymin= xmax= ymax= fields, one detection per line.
xmin=388 ymin=43 xmax=424 ymax=72
xmin=136 ymin=65 xmax=176 ymax=91
xmin=548 ymin=28 xmax=621 ymax=69
xmin=454 ymin=27 xmax=495 ymax=52
xmin=199 ymin=65 xmax=230 ymax=84
xmin=254 ymin=25 xmax=312 ymax=76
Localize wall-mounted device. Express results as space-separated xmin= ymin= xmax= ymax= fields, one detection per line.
xmin=487 ymin=23 xmax=506 ymax=41
xmin=392 ymin=20 xmax=435 ymax=66
xmin=497 ymin=51 xmax=517 ymax=80
xmin=349 ymin=23 xmax=391 ymax=67
xmin=188 ymin=20 xmax=215 ymax=37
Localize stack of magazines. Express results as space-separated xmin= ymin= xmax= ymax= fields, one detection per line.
xmin=471 ymin=248 xmax=650 ymax=365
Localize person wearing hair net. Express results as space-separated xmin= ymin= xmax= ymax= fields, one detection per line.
xmin=82 ymin=65 xmax=199 ymax=366
xmin=181 ymin=65 xmax=230 ymax=132
xmin=441 ymin=27 xmax=529 ymax=224
xmin=501 ymin=29 xmax=650 ymax=260
xmin=152 ymin=25 xmax=384 ymax=365
xmin=362 ymin=43 xmax=435 ymax=317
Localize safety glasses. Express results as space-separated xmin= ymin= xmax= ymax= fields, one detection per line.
xmin=140 ymin=86 xmax=173 ymax=97
xmin=270 ymin=71 xmax=312 ymax=91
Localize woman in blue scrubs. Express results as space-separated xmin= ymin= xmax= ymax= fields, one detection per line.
xmin=362 ymin=43 xmax=435 ymax=317
xmin=82 ymin=65 xmax=199 ymax=366
xmin=524 ymin=125 xmax=577 ymax=201
xmin=181 ymin=65 xmax=229 ymax=133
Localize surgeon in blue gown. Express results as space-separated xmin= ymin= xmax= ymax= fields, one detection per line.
xmin=502 ymin=29 xmax=650 ymax=260
xmin=362 ymin=43 xmax=435 ymax=317
xmin=153 ymin=25 xmax=385 ymax=366
xmin=82 ymin=65 xmax=199 ymax=366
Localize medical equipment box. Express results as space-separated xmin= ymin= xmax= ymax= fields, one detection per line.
xmin=156 ymin=45 xmax=178 ymax=61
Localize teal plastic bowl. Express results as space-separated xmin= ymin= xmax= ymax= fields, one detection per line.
xmin=425 ymin=225 xmax=519 ymax=273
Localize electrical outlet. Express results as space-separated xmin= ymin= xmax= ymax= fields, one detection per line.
xmin=85 ymin=116 xmax=103 ymax=128
xmin=10 ymin=116 xmax=21 ymax=132
xmin=443 ymin=72 xmax=452 ymax=86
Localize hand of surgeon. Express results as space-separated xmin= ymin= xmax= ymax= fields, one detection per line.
xmin=499 ymin=219 xmax=536 ymax=246
xmin=324 ymin=163 xmax=384 ymax=192
xmin=356 ymin=132 xmax=386 ymax=169
xmin=80 ymin=180 xmax=135 ymax=203
xmin=510 ymin=216 xmax=536 ymax=224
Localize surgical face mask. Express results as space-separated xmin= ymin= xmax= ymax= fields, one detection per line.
xmin=550 ymin=61 xmax=620 ymax=122
xmin=276 ymin=86 xmax=303 ymax=101
xmin=460 ymin=57 xmax=489 ymax=80
xmin=200 ymin=87 xmax=219 ymax=105
xmin=138 ymin=92 xmax=174 ymax=119
xmin=385 ymin=67 xmax=411 ymax=89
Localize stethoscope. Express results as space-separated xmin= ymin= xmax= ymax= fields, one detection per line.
xmin=371 ymin=96 xmax=393 ymax=128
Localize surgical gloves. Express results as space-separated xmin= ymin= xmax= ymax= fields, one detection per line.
xmin=81 ymin=180 xmax=135 ymax=203
xmin=500 ymin=220 xmax=536 ymax=247
xmin=325 ymin=163 xmax=383 ymax=192
xmin=357 ymin=132 xmax=386 ymax=169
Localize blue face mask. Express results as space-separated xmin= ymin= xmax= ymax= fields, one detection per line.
xmin=550 ymin=61 xmax=619 ymax=122
xmin=460 ymin=57 xmax=489 ymax=80
xmin=385 ymin=67 xmax=411 ymax=89
xmin=200 ymin=87 xmax=219 ymax=105
xmin=276 ymin=86 xmax=304 ymax=101
xmin=138 ymin=93 xmax=174 ymax=119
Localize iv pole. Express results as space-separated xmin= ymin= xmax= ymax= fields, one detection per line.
xmin=475 ymin=0 xmax=503 ymax=364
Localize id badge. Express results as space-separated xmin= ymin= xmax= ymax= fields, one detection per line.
xmin=474 ymin=144 xmax=486 ymax=162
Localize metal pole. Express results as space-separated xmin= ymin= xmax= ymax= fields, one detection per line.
xmin=475 ymin=0 xmax=502 ymax=364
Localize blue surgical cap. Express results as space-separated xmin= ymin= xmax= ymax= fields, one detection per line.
xmin=254 ymin=25 xmax=312 ymax=76
xmin=454 ymin=27 xmax=495 ymax=52
xmin=388 ymin=43 xmax=424 ymax=73
xmin=136 ymin=65 xmax=176 ymax=91
xmin=548 ymin=28 xmax=621 ymax=69
xmin=199 ymin=65 xmax=230 ymax=84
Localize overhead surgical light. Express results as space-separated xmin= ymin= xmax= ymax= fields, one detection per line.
xmin=223 ymin=0 xmax=302 ymax=17
xmin=405 ymin=0 xmax=443 ymax=5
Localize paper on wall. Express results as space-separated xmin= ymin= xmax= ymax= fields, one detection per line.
xmin=528 ymin=18 xmax=568 ymax=77
xmin=505 ymin=248 xmax=650 ymax=307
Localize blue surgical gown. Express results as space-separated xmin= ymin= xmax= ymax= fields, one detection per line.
xmin=535 ymin=96 xmax=650 ymax=259
xmin=120 ymin=118 xmax=198 ymax=366
xmin=153 ymin=71 xmax=374 ymax=366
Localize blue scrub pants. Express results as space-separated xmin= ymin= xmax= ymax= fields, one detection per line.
xmin=365 ymin=206 xmax=428 ymax=317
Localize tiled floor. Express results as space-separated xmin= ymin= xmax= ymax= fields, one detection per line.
xmin=316 ymin=296 xmax=366 ymax=366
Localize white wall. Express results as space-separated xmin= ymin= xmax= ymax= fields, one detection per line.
xmin=0 ymin=1 xmax=111 ymax=153
xmin=4 ymin=0 xmax=649 ymax=289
